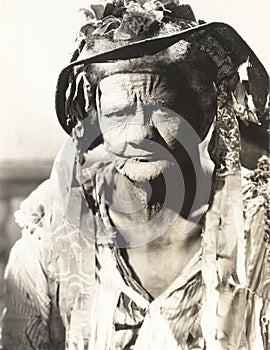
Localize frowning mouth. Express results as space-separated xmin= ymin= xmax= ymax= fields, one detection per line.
xmin=114 ymin=143 xmax=170 ymax=160
xmin=109 ymin=148 xmax=175 ymax=165
xmin=107 ymin=137 xmax=176 ymax=167
xmin=112 ymin=152 xmax=163 ymax=163
xmin=111 ymin=154 xmax=175 ymax=170
xmin=133 ymin=157 xmax=150 ymax=162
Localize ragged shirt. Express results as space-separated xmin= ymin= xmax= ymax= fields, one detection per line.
xmin=2 ymin=159 xmax=270 ymax=350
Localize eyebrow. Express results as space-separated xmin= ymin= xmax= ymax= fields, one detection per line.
xmin=101 ymin=104 xmax=136 ymax=117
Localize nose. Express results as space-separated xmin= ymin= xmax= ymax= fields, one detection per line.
xmin=126 ymin=99 xmax=154 ymax=140
xmin=125 ymin=96 xmax=159 ymax=142
xmin=126 ymin=106 xmax=158 ymax=143
xmin=134 ymin=100 xmax=146 ymax=125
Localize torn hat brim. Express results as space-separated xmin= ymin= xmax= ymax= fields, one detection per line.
xmin=55 ymin=21 xmax=269 ymax=135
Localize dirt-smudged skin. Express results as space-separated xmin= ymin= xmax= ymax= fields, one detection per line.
xmin=2 ymin=1 xmax=270 ymax=349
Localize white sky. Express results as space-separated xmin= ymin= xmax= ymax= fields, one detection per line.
xmin=0 ymin=0 xmax=269 ymax=160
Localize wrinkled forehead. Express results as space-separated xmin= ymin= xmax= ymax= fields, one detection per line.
xmin=97 ymin=73 xmax=181 ymax=111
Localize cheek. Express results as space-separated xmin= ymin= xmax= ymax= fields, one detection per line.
xmin=101 ymin=124 xmax=126 ymax=150
xmin=152 ymin=114 xmax=182 ymax=148
xmin=100 ymin=119 xmax=135 ymax=151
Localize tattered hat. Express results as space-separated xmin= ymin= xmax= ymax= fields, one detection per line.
xmin=55 ymin=0 xmax=269 ymax=167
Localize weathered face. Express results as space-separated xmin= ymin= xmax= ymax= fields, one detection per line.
xmin=97 ymin=73 xmax=207 ymax=182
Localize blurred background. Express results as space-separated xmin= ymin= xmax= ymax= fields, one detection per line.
xmin=0 ymin=0 xmax=269 ymax=329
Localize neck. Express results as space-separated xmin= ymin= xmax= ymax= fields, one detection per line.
xmin=107 ymin=165 xmax=204 ymax=247
xmin=110 ymin=161 xmax=198 ymax=219
xmin=105 ymin=154 xmax=213 ymax=247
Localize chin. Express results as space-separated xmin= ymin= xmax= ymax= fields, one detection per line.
xmin=115 ymin=158 xmax=171 ymax=182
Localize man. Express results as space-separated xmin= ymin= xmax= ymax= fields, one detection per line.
xmin=2 ymin=1 xmax=270 ymax=349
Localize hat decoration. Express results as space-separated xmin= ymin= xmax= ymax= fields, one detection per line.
xmin=78 ymin=0 xmax=196 ymax=42
xmin=56 ymin=0 xmax=269 ymax=149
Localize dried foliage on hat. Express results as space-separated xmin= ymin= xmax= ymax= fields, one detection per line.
xmin=55 ymin=0 xmax=269 ymax=169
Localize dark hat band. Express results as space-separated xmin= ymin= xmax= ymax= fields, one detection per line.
xmin=55 ymin=22 xmax=269 ymax=135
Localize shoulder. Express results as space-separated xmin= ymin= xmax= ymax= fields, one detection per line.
xmin=14 ymin=179 xmax=50 ymax=237
xmin=5 ymin=179 xmax=51 ymax=298
xmin=3 ymin=180 xmax=52 ymax=349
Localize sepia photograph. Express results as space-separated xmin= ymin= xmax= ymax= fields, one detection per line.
xmin=0 ymin=0 xmax=269 ymax=349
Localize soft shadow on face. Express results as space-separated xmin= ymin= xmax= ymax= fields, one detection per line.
xmin=91 ymin=73 xmax=215 ymax=244
xmin=97 ymin=73 xmax=203 ymax=182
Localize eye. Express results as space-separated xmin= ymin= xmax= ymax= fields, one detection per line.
xmin=102 ymin=105 xmax=137 ymax=119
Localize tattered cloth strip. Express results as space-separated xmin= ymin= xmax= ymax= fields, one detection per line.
xmin=202 ymin=74 xmax=247 ymax=348
xmin=85 ymin=246 xmax=149 ymax=350
xmin=42 ymin=139 xmax=97 ymax=349
xmin=3 ymin=144 xmax=270 ymax=349
xmin=242 ymin=156 xmax=270 ymax=349
xmin=133 ymin=250 xmax=202 ymax=350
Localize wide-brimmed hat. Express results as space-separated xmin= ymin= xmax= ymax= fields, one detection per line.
xmin=55 ymin=1 xmax=269 ymax=161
